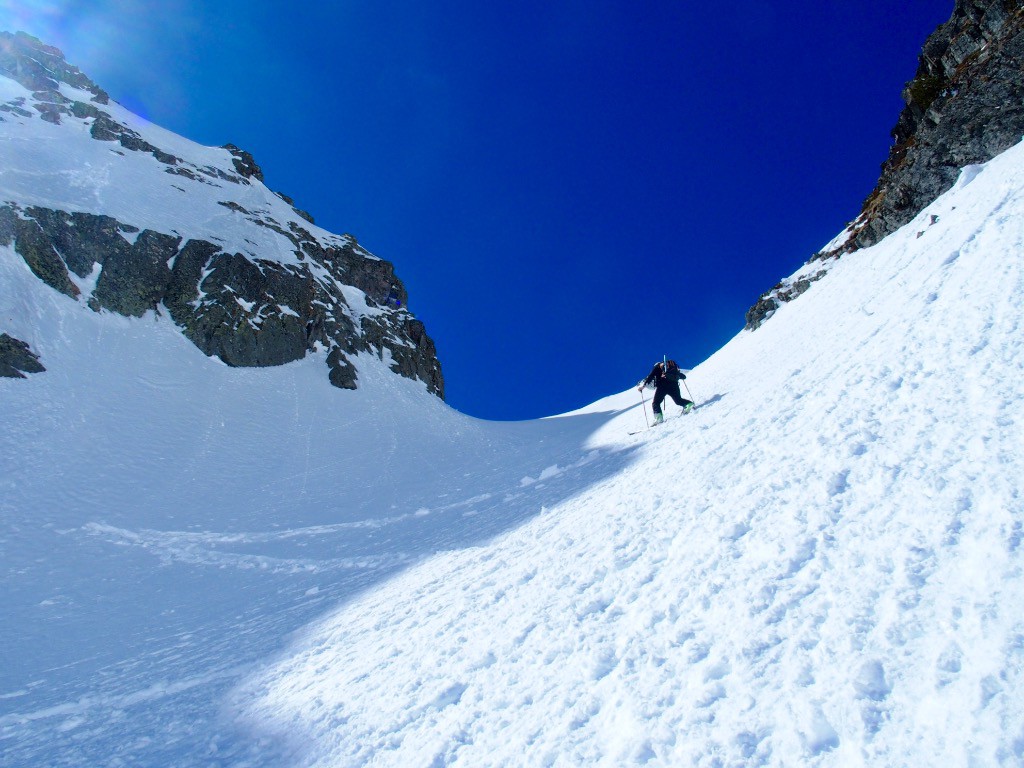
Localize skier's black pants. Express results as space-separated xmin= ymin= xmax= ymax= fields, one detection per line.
xmin=652 ymin=382 xmax=691 ymax=415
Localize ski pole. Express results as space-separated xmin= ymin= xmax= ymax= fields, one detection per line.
xmin=683 ymin=378 xmax=696 ymax=405
xmin=639 ymin=386 xmax=650 ymax=429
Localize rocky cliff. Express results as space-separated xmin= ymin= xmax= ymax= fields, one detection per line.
xmin=746 ymin=0 xmax=1024 ymax=330
xmin=0 ymin=32 xmax=444 ymax=396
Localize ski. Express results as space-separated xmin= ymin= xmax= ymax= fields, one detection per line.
xmin=630 ymin=405 xmax=697 ymax=433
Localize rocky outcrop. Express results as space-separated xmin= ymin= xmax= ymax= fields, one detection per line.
xmin=838 ymin=0 xmax=1024 ymax=255
xmin=0 ymin=333 xmax=45 ymax=378
xmin=9 ymin=213 xmax=81 ymax=298
xmin=3 ymin=202 xmax=445 ymax=396
xmin=747 ymin=0 xmax=1024 ymax=330
xmin=744 ymin=269 xmax=829 ymax=330
xmin=223 ymin=143 xmax=264 ymax=182
xmin=0 ymin=30 xmax=108 ymax=103
xmin=0 ymin=32 xmax=444 ymax=397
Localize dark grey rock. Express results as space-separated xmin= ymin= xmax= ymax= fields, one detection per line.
xmin=70 ymin=100 xmax=101 ymax=120
xmin=164 ymin=239 xmax=221 ymax=322
xmin=325 ymin=238 xmax=407 ymax=308
xmin=745 ymin=270 xmax=827 ymax=330
xmin=745 ymin=295 xmax=780 ymax=332
xmin=840 ymin=0 xmax=1024 ymax=254
xmin=32 ymin=88 xmax=70 ymax=124
xmin=89 ymin=114 xmax=121 ymax=141
xmin=0 ymin=99 xmax=33 ymax=118
xmin=0 ymin=34 xmax=58 ymax=91
xmin=152 ymin=148 xmax=177 ymax=165
xmin=32 ymin=89 xmax=69 ymax=105
xmin=399 ymin=317 xmax=444 ymax=395
xmin=25 ymin=206 xmax=135 ymax=277
xmin=115 ymin=130 xmax=156 ymax=154
xmin=199 ymin=165 xmax=243 ymax=184
xmin=87 ymin=114 xmax=183 ymax=166
xmin=327 ymin=347 xmax=358 ymax=389
xmin=91 ymin=230 xmax=180 ymax=316
xmin=218 ymin=201 xmax=252 ymax=215
xmin=34 ymin=102 xmax=66 ymax=124
xmin=176 ymin=252 xmax=316 ymax=367
xmin=222 ymin=144 xmax=264 ymax=182
xmin=13 ymin=202 xmax=444 ymax=397
xmin=747 ymin=0 xmax=1024 ymax=330
xmin=0 ymin=205 xmax=16 ymax=246
xmin=0 ymin=333 xmax=45 ymax=378
xmin=165 ymin=166 xmax=202 ymax=182
xmin=0 ymin=32 xmax=107 ymax=102
xmin=14 ymin=216 xmax=79 ymax=298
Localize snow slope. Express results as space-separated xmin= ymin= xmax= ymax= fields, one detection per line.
xmin=3 ymin=140 xmax=1023 ymax=766
xmin=231 ymin=143 xmax=1024 ymax=766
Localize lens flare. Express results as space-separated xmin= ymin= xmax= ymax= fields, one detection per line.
xmin=1 ymin=2 xmax=130 ymax=115
xmin=0 ymin=1 xmax=70 ymax=47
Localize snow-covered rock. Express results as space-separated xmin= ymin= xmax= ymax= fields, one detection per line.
xmin=746 ymin=0 xmax=1024 ymax=331
xmin=0 ymin=31 xmax=443 ymax=395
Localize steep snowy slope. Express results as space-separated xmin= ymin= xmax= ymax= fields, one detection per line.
xmin=2 ymin=40 xmax=1022 ymax=767
xmin=0 ymin=237 xmax=640 ymax=765
xmin=229 ymin=144 xmax=1024 ymax=766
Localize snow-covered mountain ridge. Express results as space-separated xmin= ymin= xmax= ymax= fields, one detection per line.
xmin=0 ymin=31 xmax=443 ymax=395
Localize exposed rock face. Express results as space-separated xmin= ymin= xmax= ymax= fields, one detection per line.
xmin=746 ymin=0 xmax=1024 ymax=330
xmin=222 ymin=143 xmax=264 ymax=182
xmin=0 ymin=333 xmax=45 ymax=378
xmin=841 ymin=0 xmax=1024 ymax=254
xmin=744 ymin=270 xmax=828 ymax=331
xmin=0 ymin=32 xmax=444 ymax=397
xmin=2 ymin=200 xmax=444 ymax=396
xmin=0 ymin=30 xmax=108 ymax=102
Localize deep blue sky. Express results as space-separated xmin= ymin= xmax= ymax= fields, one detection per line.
xmin=5 ymin=1 xmax=952 ymax=419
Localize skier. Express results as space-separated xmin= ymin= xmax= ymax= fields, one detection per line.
xmin=639 ymin=360 xmax=693 ymax=424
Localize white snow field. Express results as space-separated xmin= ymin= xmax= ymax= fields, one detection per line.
xmin=2 ymin=140 xmax=1023 ymax=766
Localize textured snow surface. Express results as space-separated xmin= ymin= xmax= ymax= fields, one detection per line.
xmin=3 ymin=138 xmax=1024 ymax=765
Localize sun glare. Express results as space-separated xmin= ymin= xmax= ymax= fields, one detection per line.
xmin=0 ymin=1 xmax=68 ymax=45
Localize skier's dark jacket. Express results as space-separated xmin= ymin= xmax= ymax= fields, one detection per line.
xmin=643 ymin=361 xmax=685 ymax=390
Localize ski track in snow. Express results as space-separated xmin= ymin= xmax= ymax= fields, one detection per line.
xmin=3 ymin=138 xmax=1024 ymax=765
